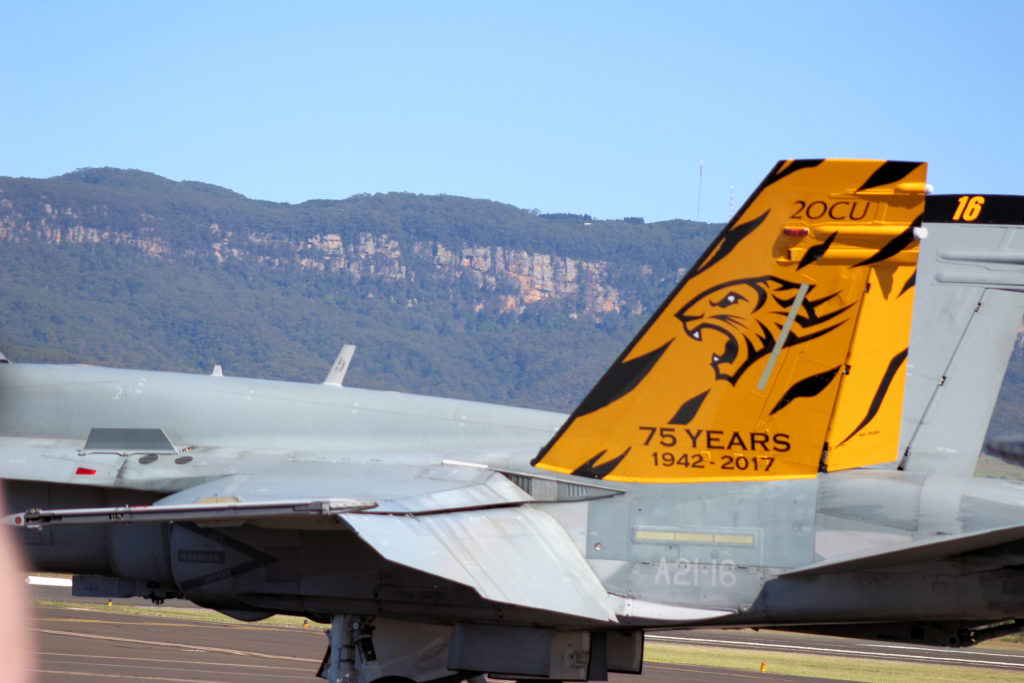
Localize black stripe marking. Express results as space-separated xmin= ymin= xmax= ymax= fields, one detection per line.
xmin=838 ymin=348 xmax=909 ymax=447
xmin=853 ymin=223 xmax=918 ymax=267
xmin=898 ymin=270 xmax=916 ymax=298
xmin=572 ymin=342 xmax=672 ymax=417
xmin=858 ymin=161 xmax=922 ymax=191
xmin=571 ymin=448 xmax=629 ymax=479
xmin=670 ymin=390 xmax=709 ymax=425
xmin=534 ymin=160 xmax=827 ymax=466
xmin=692 ymin=211 xmax=768 ymax=277
xmin=770 ymin=367 xmax=840 ymax=415
xmin=764 ymin=159 xmax=825 ymax=188
xmin=789 ymin=320 xmax=848 ymax=347
xmin=798 ymin=232 xmax=837 ymax=270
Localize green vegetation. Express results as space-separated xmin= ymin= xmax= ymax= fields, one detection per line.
xmin=2 ymin=167 xmax=1023 ymax=442
xmin=0 ymin=168 xmax=717 ymax=411
xmin=0 ymin=237 xmax=639 ymax=409
xmin=35 ymin=599 xmax=321 ymax=630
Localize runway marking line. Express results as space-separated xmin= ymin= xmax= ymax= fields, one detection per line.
xmin=666 ymin=633 xmax=1024 ymax=659
xmin=40 ymin=650 xmax=309 ymax=671
xmin=36 ymin=614 xmax=308 ymax=633
xmin=37 ymin=660 xmax=312 ymax=681
xmin=648 ymin=634 xmax=1024 ymax=670
xmin=835 ymin=640 xmax=1024 ymax=658
xmin=36 ymin=628 xmax=321 ymax=663
xmin=36 ymin=669 xmax=236 ymax=682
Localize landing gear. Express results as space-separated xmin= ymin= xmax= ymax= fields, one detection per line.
xmin=319 ymin=615 xmax=357 ymax=683
xmin=317 ymin=616 xmax=460 ymax=683
xmin=316 ymin=617 xmax=643 ymax=683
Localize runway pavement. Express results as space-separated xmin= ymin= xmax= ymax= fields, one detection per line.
xmin=35 ymin=605 xmax=322 ymax=682
xmin=28 ymin=580 xmax=1024 ymax=681
xmin=33 ymin=606 xmax=824 ymax=683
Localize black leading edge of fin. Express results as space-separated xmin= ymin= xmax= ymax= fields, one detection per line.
xmin=555 ymin=158 xmax=829 ymax=435
xmin=764 ymin=159 xmax=825 ymax=188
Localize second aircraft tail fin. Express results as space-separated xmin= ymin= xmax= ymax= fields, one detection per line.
xmin=899 ymin=195 xmax=1024 ymax=476
xmin=532 ymin=159 xmax=927 ymax=483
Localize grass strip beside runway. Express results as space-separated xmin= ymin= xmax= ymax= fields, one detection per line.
xmin=646 ymin=641 xmax=1023 ymax=682
xmin=34 ymin=599 xmax=324 ymax=630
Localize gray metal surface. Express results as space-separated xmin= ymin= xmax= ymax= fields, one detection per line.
xmin=8 ymin=186 xmax=1024 ymax=683
xmin=899 ymin=219 xmax=1024 ymax=475
xmin=343 ymin=505 xmax=618 ymax=623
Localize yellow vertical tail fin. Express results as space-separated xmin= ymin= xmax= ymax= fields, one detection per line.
xmin=532 ymin=159 xmax=927 ymax=483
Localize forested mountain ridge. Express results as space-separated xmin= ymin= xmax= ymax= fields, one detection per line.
xmin=0 ymin=168 xmax=716 ymax=411
xmin=0 ymin=168 xmax=713 ymax=320
xmin=0 ymin=168 xmax=1021 ymax=460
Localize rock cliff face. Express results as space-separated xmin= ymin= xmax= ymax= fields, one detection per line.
xmin=0 ymin=201 xmax=176 ymax=257
xmin=0 ymin=198 xmax=637 ymax=317
xmin=0 ymin=168 xmax=722 ymax=327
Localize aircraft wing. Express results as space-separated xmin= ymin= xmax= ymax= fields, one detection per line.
xmin=4 ymin=457 xmax=629 ymax=622
xmin=5 ymin=456 xmax=735 ymax=624
xmin=342 ymin=506 xmax=619 ymax=622
xmin=781 ymin=522 xmax=1024 ymax=576
xmin=150 ymin=459 xmax=542 ymax=513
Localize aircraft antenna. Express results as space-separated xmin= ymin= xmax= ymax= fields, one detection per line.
xmin=697 ymin=159 xmax=703 ymax=220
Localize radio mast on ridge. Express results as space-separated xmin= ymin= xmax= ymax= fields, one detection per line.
xmin=697 ymin=159 xmax=703 ymax=220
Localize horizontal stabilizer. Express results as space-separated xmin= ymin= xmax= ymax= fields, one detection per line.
xmin=781 ymin=522 xmax=1024 ymax=576
xmin=342 ymin=506 xmax=618 ymax=623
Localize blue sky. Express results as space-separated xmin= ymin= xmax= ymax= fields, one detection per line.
xmin=2 ymin=1 xmax=1021 ymax=223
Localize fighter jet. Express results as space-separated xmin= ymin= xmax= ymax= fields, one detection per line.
xmin=4 ymin=160 xmax=1024 ymax=683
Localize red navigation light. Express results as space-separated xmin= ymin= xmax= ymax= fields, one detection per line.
xmin=75 ymin=467 xmax=97 ymax=476
xmin=783 ymin=227 xmax=808 ymax=237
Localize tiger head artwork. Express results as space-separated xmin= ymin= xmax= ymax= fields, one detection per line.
xmin=674 ymin=276 xmax=850 ymax=385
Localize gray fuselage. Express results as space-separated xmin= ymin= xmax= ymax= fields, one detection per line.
xmin=4 ymin=361 xmax=1024 ymax=644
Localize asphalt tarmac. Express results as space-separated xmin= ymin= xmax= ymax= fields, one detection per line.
xmin=28 ymin=582 xmax=1024 ymax=682
xmin=34 ymin=606 xmax=822 ymax=683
